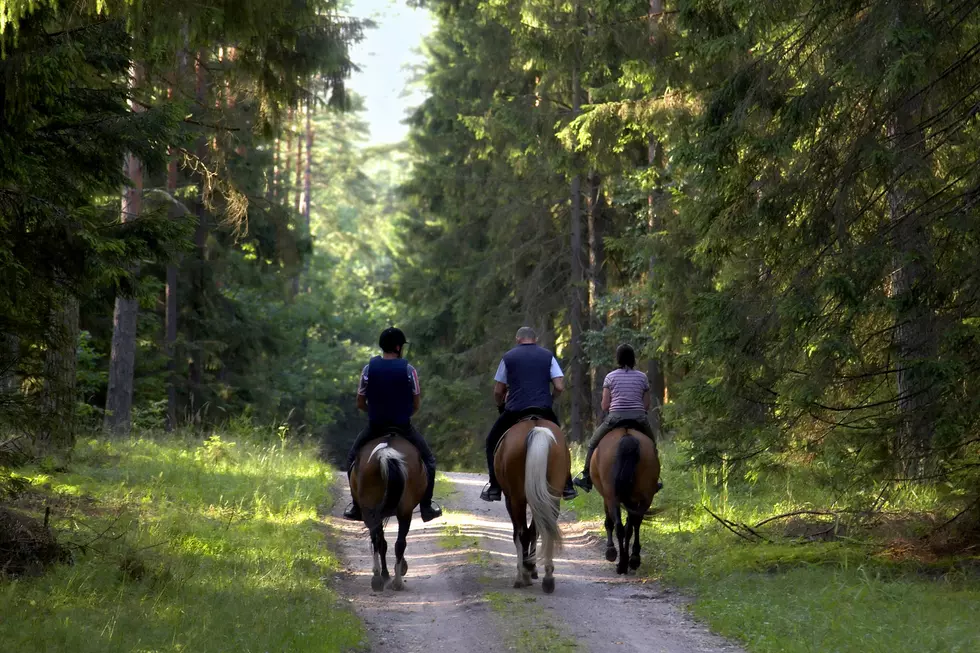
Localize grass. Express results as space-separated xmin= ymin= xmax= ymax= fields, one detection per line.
xmin=485 ymin=591 xmax=579 ymax=652
xmin=565 ymin=440 xmax=980 ymax=653
xmin=0 ymin=432 xmax=365 ymax=653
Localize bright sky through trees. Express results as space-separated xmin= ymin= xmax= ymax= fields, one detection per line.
xmin=347 ymin=0 xmax=433 ymax=145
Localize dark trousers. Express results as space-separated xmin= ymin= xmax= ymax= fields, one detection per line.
xmin=346 ymin=423 xmax=437 ymax=504
xmin=485 ymin=407 xmax=560 ymax=488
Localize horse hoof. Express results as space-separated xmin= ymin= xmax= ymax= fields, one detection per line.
xmin=629 ymin=555 xmax=641 ymax=571
xmin=605 ymin=547 xmax=618 ymax=562
xmin=616 ymin=564 xmax=628 ymax=575
xmin=399 ymin=560 xmax=408 ymax=576
xmin=514 ymin=579 xmax=526 ymax=589
xmin=391 ymin=578 xmax=405 ymax=591
xmin=371 ymin=575 xmax=386 ymax=592
xmin=530 ymin=568 xmax=539 ymax=580
xmin=542 ymin=577 xmax=555 ymax=594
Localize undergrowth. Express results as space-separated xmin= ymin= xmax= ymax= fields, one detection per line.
xmin=0 ymin=431 xmax=364 ymax=653
xmin=567 ymin=440 xmax=980 ymax=653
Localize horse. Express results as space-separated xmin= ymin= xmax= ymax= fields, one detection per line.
xmin=494 ymin=416 xmax=570 ymax=593
xmin=349 ymin=433 xmax=426 ymax=592
xmin=591 ymin=425 xmax=660 ymax=574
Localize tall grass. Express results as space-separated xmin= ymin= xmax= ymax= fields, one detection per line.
xmin=1 ymin=432 xmax=364 ymax=653
xmin=567 ymin=440 xmax=980 ymax=653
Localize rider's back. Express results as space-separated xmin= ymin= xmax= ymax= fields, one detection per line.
xmin=502 ymin=344 xmax=554 ymax=412
xmin=366 ymin=356 xmax=414 ymax=426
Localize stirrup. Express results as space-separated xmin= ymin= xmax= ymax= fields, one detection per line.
xmin=342 ymin=502 xmax=362 ymax=521
xmin=572 ymin=472 xmax=593 ymax=492
xmin=420 ymin=502 xmax=443 ymax=522
xmin=480 ymin=483 xmax=502 ymax=502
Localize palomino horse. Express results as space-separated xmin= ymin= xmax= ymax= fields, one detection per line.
xmin=494 ymin=416 xmax=570 ymax=593
xmin=349 ymin=433 xmax=426 ymax=591
xmin=591 ymin=426 xmax=660 ymax=574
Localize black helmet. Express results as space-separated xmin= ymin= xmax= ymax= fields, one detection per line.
xmin=379 ymin=327 xmax=407 ymax=354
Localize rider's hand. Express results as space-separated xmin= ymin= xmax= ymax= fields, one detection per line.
xmin=496 ymin=404 xmax=505 ymax=414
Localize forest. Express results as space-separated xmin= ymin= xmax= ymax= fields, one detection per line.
xmin=1 ymin=1 xmax=979 ymax=652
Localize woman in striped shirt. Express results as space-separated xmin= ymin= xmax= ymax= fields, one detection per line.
xmin=574 ymin=344 xmax=656 ymax=492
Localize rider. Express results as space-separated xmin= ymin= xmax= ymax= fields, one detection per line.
xmin=480 ymin=326 xmax=578 ymax=503
xmin=343 ymin=327 xmax=443 ymax=522
xmin=573 ymin=343 xmax=657 ymax=492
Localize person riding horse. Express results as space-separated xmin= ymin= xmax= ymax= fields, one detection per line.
xmin=480 ymin=326 xmax=578 ymax=503
xmin=343 ymin=327 xmax=443 ymax=522
xmin=574 ymin=343 xmax=659 ymax=493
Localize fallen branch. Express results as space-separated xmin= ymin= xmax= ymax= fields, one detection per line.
xmin=701 ymin=504 xmax=770 ymax=543
xmin=753 ymin=509 xmax=837 ymax=529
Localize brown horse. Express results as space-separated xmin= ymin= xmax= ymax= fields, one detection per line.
xmin=349 ymin=433 xmax=426 ymax=591
xmin=591 ymin=427 xmax=660 ymax=574
xmin=494 ymin=417 xmax=570 ymax=593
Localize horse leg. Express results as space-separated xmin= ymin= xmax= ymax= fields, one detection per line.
xmin=370 ymin=526 xmax=385 ymax=591
xmin=507 ymin=498 xmax=531 ymax=588
xmin=541 ymin=506 xmax=557 ymax=594
xmin=628 ymin=514 xmax=642 ymax=571
xmin=604 ymin=503 xmax=617 ymax=562
xmin=524 ymin=520 xmax=538 ymax=580
xmin=614 ymin=504 xmax=629 ymax=575
xmin=390 ymin=513 xmax=411 ymax=591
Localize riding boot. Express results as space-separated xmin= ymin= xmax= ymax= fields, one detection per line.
xmin=343 ymin=470 xmax=363 ymax=520
xmin=420 ymin=464 xmax=443 ymax=522
xmin=572 ymin=446 xmax=596 ymax=492
xmin=480 ymin=465 xmax=502 ymax=502
xmin=562 ymin=475 xmax=578 ymax=500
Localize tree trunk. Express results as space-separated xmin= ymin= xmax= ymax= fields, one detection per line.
xmin=104 ymin=63 xmax=145 ymax=437
xmin=568 ymin=62 xmax=587 ymax=443
xmin=888 ymin=96 xmax=936 ymax=473
xmin=303 ymin=102 xmax=314 ymax=233
xmin=645 ymin=0 xmax=668 ymax=434
xmin=284 ymin=107 xmax=294 ymax=206
xmin=37 ymin=293 xmax=79 ymax=456
xmin=165 ymin=152 xmax=179 ymax=432
xmin=587 ymin=170 xmax=608 ymax=429
xmin=188 ymin=50 xmax=209 ymax=414
xmin=293 ymin=106 xmax=303 ymax=214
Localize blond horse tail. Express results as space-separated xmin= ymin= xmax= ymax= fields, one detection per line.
xmin=524 ymin=426 xmax=563 ymax=550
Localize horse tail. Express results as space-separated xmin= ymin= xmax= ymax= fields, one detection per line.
xmin=525 ymin=426 xmax=563 ymax=549
xmin=365 ymin=443 xmax=407 ymax=528
xmin=614 ymin=433 xmax=642 ymax=516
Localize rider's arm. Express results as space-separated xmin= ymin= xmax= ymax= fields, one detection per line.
xmin=413 ymin=394 xmax=421 ymax=415
xmin=357 ymin=364 xmax=369 ymax=412
xmin=357 ymin=394 xmax=368 ymax=412
xmin=493 ymin=381 xmax=508 ymax=408
xmin=551 ymin=376 xmax=565 ymax=394
xmin=601 ymin=387 xmax=612 ymax=413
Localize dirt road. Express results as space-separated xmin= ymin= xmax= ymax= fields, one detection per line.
xmin=329 ymin=472 xmax=743 ymax=653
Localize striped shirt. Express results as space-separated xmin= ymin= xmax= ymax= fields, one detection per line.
xmin=603 ymin=368 xmax=649 ymax=411
xmin=358 ymin=363 xmax=421 ymax=396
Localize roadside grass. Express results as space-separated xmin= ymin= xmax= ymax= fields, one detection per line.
xmin=485 ymin=591 xmax=580 ymax=652
xmin=566 ymin=441 xmax=980 ymax=653
xmin=0 ymin=432 xmax=364 ymax=653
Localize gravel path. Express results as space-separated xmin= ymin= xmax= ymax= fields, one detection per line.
xmin=329 ymin=471 xmax=744 ymax=653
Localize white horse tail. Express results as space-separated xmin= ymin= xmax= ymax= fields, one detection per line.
xmin=367 ymin=443 xmax=407 ymax=527
xmin=525 ymin=426 xmax=563 ymax=550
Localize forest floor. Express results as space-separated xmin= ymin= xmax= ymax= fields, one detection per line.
xmin=330 ymin=471 xmax=742 ymax=653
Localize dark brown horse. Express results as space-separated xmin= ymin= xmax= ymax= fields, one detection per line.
xmin=591 ymin=427 xmax=660 ymax=574
xmin=494 ymin=417 xmax=570 ymax=593
xmin=349 ymin=433 xmax=426 ymax=591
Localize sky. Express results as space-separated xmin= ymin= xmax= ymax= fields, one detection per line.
xmin=346 ymin=0 xmax=435 ymax=146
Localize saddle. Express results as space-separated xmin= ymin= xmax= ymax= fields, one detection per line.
xmin=611 ymin=418 xmax=647 ymax=433
xmin=495 ymin=408 xmax=554 ymax=457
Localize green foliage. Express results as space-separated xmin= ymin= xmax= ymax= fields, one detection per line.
xmin=0 ymin=432 xmax=364 ymax=652
xmin=568 ymin=441 xmax=980 ymax=653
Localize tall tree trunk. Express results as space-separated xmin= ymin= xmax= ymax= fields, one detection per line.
xmin=37 ymin=293 xmax=79 ymax=456
xmin=303 ymin=101 xmax=314 ymax=234
xmin=1 ymin=333 xmax=18 ymax=395
xmin=569 ymin=61 xmax=587 ymax=443
xmin=587 ymin=170 xmax=608 ymax=429
xmin=283 ymin=107 xmax=294 ymax=206
xmin=645 ymin=0 xmax=667 ymax=434
xmin=888 ymin=96 xmax=936 ymax=473
xmin=188 ymin=50 xmax=209 ymax=415
xmin=104 ymin=63 xmax=145 ymax=437
xmin=293 ymin=106 xmax=303 ymax=214
xmin=165 ymin=151 xmax=179 ymax=432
